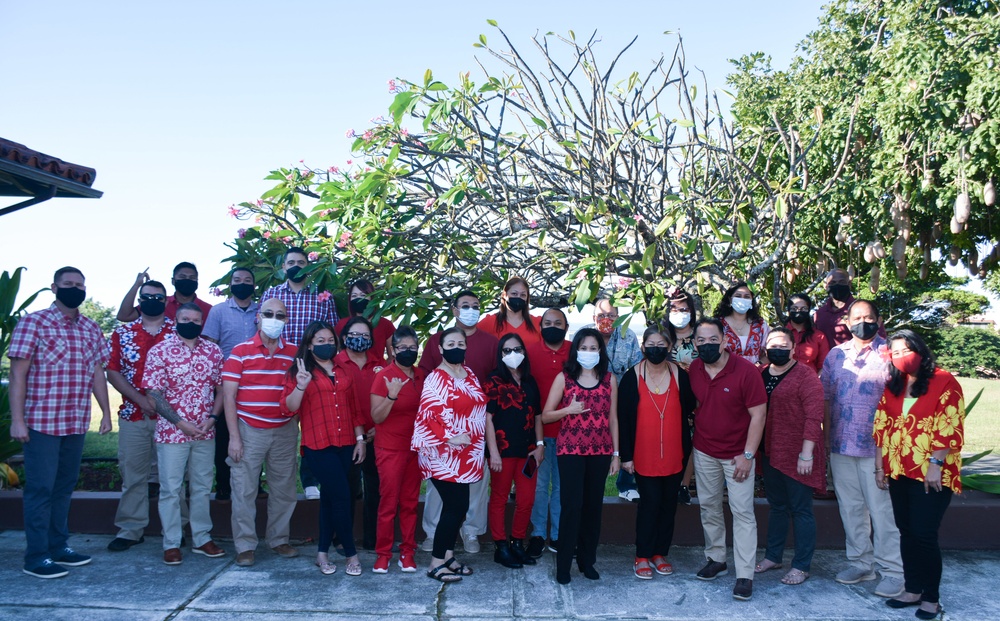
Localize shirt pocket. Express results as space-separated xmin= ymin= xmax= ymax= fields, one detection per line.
xmin=40 ymin=339 xmax=70 ymax=366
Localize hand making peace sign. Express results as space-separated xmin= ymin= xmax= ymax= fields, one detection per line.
xmin=295 ymin=359 xmax=313 ymax=390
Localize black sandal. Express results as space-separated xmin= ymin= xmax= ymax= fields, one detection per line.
xmin=427 ymin=564 xmax=462 ymax=583
xmin=444 ymin=557 xmax=474 ymax=576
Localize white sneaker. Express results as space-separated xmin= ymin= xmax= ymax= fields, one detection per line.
xmin=875 ymin=576 xmax=905 ymax=598
xmin=835 ymin=566 xmax=877 ymax=584
xmin=462 ymin=533 xmax=480 ymax=554
xmin=420 ymin=537 xmax=434 ymax=552
xmin=304 ymin=486 xmax=321 ymax=500
xmin=619 ymin=489 xmax=640 ymax=502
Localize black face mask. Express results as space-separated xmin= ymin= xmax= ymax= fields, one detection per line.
xmin=349 ymin=297 xmax=369 ymax=314
xmin=828 ymin=283 xmax=851 ymax=302
xmin=176 ymin=322 xmax=202 ymax=340
xmin=312 ymin=344 xmax=335 ymax=361
xmin=789 ymin=310 xmax=810 ymax=325
xmin=174 ymin=279 xmax=198 ymax=297
xmin=231 ymin=283 xmax=255 ymax=301
xmin=541 ymin=326 xmax=567 ymax=345
xmin=644 ymin=346 xmax=670 ymax=365
xmin=850 ymin=321 xmax=879 ymax=341
xmin=395 ymin=350 xmax=418 ymax=367
xmin=506 ymin=297 xmax=527 ymax=313
xmin=139 ymin=299 xmax=166 ymax=317
xmin=696 ymin=343 xmax=722 ymax=364
xmin=285 ymin=266 xmax=307 ymax=283
xmin=767 ymin=348 xmax=792 ymax=366
xmin=55 ymin=286 xmax=86 ymax=309
xmin=442 ymin=347 xmax=466 ymax=365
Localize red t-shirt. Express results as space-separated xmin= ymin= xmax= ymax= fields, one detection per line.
xmin=476 ymin=312 xmax=543 ymax=346
xmin=371 ymin=362 xmax=425 ymax=451
xmin=786 ymin=323 xmax=830 ymax=374
xmin=418 ymin=328 xmax=499 ymax=385
xmin=334 ymin=350 xmax=386 ymax=431
xmin=333 ymin=316 xmax=396 ymax=361
xmin=688 ymin=354 xmax=768 ymax=459
xmin=527 ymin=340 xmax=571 ymax=438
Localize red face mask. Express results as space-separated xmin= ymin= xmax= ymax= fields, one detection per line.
xmin=596 ymin=317 xmax=616 ymax=334
xmin=891 ymin=351 xmax=921 ymax=376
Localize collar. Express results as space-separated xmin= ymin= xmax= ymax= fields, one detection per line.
xmin=823 ymin=295 xmax=854 ymax=313
xmin=227 ymin=297 xmax=259 ymax=312
xmin=47 ymin=303 xmax=80 ymax=323
xmin=251 ymin=331 xmax=285 ymax=351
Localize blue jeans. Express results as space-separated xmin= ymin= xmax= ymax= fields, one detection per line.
xmin=304 ymin=445 xmax=357 ymax=557
xmin=530 ymin=437 xmax=561 ymax=539
xmin=300 ymin=455 xmax=319 ymax=489
xmin=762 ymin=455 xmax=816 ymax=572
xmin=616 ymin=469 xmax=637 ymax=493
xmin=22 ymin=430 xmax=85 ymax=569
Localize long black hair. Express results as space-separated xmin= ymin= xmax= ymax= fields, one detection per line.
xmin=492 ymin=333 xmax=533 ymax=384
xmin=290 ymin=320 xmax=337 ymax=378
xmin=563 ymin=327 xmax=609 ymax=381
xmin=493 ymin=276 xmax=537 ymax=334
xmin=786 ymin=293 xmax=816 ymax=339
xmin=886 ymin=329 xmax=936 ymax=398
xmin=663 ymin=288 xmax=698 ymax=342
xmin=714 ymin=281 xmax=763 ymax=323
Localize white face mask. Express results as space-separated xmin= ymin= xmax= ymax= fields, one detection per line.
xmin=458 ymin=308 xmax=481 ymax=327
xmin=577 ymin=350 xmax=600 ymax=370
xmin=260 ymin=317 xmax=285 ymax=339
xmin=502 ymin=352 xmax=525 ymax=369
xmin=731 ymin=298 xmax=753 ymax=314
xmin=668 ymin=311 xmax=691 ymax=329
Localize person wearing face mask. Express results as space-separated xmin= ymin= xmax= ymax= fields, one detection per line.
xmin=873 ymin=331 xmax=964 ymax=621
xmin=821 ymin=300 xmax=904 ymax=598
xmin=335 ymin=317 xmax=386 ymax=551
xmin=203 ymin=267 xmax=261 ymax=501
xmin=783 ymin=294 xmax=830 ymax=374
xmin=477 ymin=276 xmax=542 ymax=346
xmin=220 ymin=298 xmax=300 ymax=567
xmin=754 ymin=328 xmax=825 ymax=586
xmin=281 ymin=321 xmax=367 ymax=576
xmin=814 ymin=268 xmax=887 ymax=346
xmin=525 ymin=308 xmax=571 ymax=557
xmin=687 ymin=318 xmax=767 ymax=601
xmin=333 ymin=278 xmax=396 ymax=361
xmin=144 ymin=304 xmax=227 ymax=566
xmin=714 ymin=282 xmax=769 ymax=365
xmin=418 ymin=290 xmax=499 ymax=554
xmin=116 ymin=262 xmax=213 ymax=322
xmin=105 ymin=280 xmax=175 ymax=553
xmin=412 ymin=327 xmax=488 ymax=583
xmin=663 ymin=288 xmax=699 ymax=505
xmin=541 ymin=328 xmax=620 ymax=585
xmin=369 ymin=327 xmax=425 ymax=574
xmin=618 ymin=327 xmax=695 ymax=580
xmin=9 ymin=267 xmax=112 ymax=579
xmin=483 ymin=334 xmax=544 ymax=569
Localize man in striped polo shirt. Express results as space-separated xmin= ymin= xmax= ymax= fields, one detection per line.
xmin=222 ymin=298 xmax=300 ymax=566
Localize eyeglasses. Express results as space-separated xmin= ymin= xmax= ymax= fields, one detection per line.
xmin=261 ymin=311 xmax=287 ymax=320
xmin=501 ymin=346 xmax=525 ymax=355
xmin=346 ymin=332 xmax=371 ymax=339
xmin=139 ymin=294 xmax=166 ymax=302
xmin=458 ymin=304 xmax=480 ymax=310
xmin=596 ymin=313 xmax=618 ymax=320
xmin=789 ymin=305 xmax=810 ymax=312
xmin=395 ymin=345 xmax=418 ymax=353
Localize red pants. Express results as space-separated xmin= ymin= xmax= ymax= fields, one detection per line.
xmin=488 ymin=457 xmax=538 ymax=541
xmin=374 ymin=447 xmax=421 ymax=557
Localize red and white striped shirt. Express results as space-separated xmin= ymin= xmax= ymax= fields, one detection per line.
xmin=222 ymin=334 xmax=298 ymax=429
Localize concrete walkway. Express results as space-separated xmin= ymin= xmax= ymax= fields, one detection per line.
xmin=2 ymin=531 xmax=996 ymax=620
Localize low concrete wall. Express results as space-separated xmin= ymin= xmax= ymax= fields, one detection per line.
xmin=1 ymin=490 xmax=997 ymax=549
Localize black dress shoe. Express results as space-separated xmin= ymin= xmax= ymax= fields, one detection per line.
xmin=733 ymin=578 xmax=753 ymax=601
xmin=493 ymin=540 xmax=523 ymax=569
xmin=510 ymin=539 xmax=536 ymax=565
xmin=578 ymin=564 xmax=600 ymax=580
xmin=107 ymin=536 xmax=144 ymax=552
xmin=915 ymin=605 xmax=942 ymax=620
xmin=556 ymin=571 xmax=571 ymax=585
xmin=696 ymin=559 xmax=729 ymax=580
xmin=886 ymin=598 xmax=921 ymax=609
xmin=526 ymin=536 xmax=545 ymax=559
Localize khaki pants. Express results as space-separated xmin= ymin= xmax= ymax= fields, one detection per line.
xmin=422 ymin=469 xmax=490 ymax=539
xmin=157 ymin=440 xmax=214 ymax=550
xmin=228 ymin=419 xmax=299 ymax=553
xmin=693 ymin=448 xmax=758 ymax=580
xmin=115 ymin=418 xmax=187 ymax=540
xmin=830 ymin=453 xmax=903 ymax=578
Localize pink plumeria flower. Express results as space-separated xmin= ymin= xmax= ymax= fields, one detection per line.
xmin=528 ymin=220 xmax=538 ymax=229
xmin=317 ymin=291 xmax=332 ymax=302
xmin=400 ymin=128 xmax=409 ymax=137
xmin=362 ymin=130 xmax=374 ymax=142
xmin=256 ymin=199 xmax=264 ymax=207
xmin=328 ymin=165 xmax=339 ymax=174
xmin=228 ymin=205 xmax=240 ymax=217
xmin=346 ymin=129 xmax=356 ymax=138
xmin=308 ymin=251 xmax=319 ymax=262
xmin=346 ymin=159 xmax=353 ymax=165
xmin=388 ymin=79 xmax=397 ymax=92
xmin=425 ymin=198 xmax=435 ymax=208
xmin=263 ymin=231 xmax=272 ymax=239
xmin=211 ymin=287 xmax=223 ymax=297
xmin=282 ymin=236 xmax=293 ymax=244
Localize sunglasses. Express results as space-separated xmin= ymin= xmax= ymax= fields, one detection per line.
xmin=261 ymin=311 xmax=287 ymax=320
xmin=139 ymin=294 xmax=166 ymax=302
xmin=502 ymin=346 xmax=525 ymax=355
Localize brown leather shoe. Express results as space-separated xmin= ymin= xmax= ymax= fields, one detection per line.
xmin=235 ymin=551 xmax=255 ymax=567
xmin=163 ymin=548 xmax=182 ymax=565
xmin=271 ymin=544 xmax=300 ymax=558
xmin=192 ymin=541 xmax=226 ymax=558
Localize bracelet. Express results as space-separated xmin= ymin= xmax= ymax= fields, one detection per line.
xmin=929 ymin=457 xmax=944 ymax=467
xmin=798 ymin=454 xmax=813 ymax=461
xmin=874 ymin=469 xmax=884 ymax=474
xmin=295 ymin=385 xmax=307 ymax=391
xmin=387 ymin=396 xmax=397 ymax=401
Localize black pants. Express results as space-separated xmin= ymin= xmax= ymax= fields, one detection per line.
xmin=349 ymin=446 xmax=381 ymax=549
xmin=213 ymin=415 xmax=231 ymax=496
xmin=557 ymin=454 xmax=612 ymax=578
xmin=303 ymin=445 xmax=357 ymax=557
xmin=634 ymin=471 xmax=683 ymax=559
xmin=430 ymin=478 xmax=470 ymax=559
xmin=888 ymin=476 xmax=952 ymax=604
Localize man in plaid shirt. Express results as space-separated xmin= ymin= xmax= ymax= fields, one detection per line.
xmin=7 ymin=267 xmax=112 ymax=579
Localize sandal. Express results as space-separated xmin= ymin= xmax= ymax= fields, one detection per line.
xmin=781 ymin=568 xmax=809 ymax=585
xmin=444 ymin=557 xmax=473 ymax=576
xmin=754 ymin=559 xmax=783 ymax=574
xmin=345 ymin=561 xmax=362 ymax=576
xmin=315 ymin=559 xmax=337 ymax=575
xmin=650 ymin=555 xmax=673 ymax=575
xmin=427 ymin=563 xmax=462 ymax=583
xmin=633 ymin=558 xmax=653 ymax=580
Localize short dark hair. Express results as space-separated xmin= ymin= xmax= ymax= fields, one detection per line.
xmin=541 ymin=307 xmax=568 ymax=325
xmin=452 ymin=289 xmax=479 ymax=307
xmin=340 ymin=316 xmax=373 ymax=348
xmin=392 ymin=325 xmax=419 ymax=348
xmin=284 ymin=247 xmax=307 ymax=262
xmin=766 ymin=326 xmax=795 ymax=343
xmin=693 ymin=317 xmax=725 ymax=338
xmin=141 ymin=280 xmax=168 ymax=295
xmin=847 ymin=298 xmax=880 ymax=320
xmin=563 ymin=327 xmax=609 ymax=381
xmin=886 ymin=330 xmax=936 ymax=398
xmin=641 ymin=326 xmax=673 ymax=348
xmin=53 ymin=266 xmax=84 ymax=282
xmin=176 ymin=302 xmax=203 ymax=317
xmin=439 ymin=326 xmax=467 ymax=349
xmin=230 ymin=268 xmax=255 ymax=283
xmin=173 ymin=262 xmax=197 ymax=277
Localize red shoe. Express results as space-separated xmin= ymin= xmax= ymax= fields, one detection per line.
xmin=651 ymin=555 xmax=673 ymax=575
xmin=398 ymin=554 xmax=417 ymax=573
xmin=192 ymin=541 xmax=226 ymax=558
xmin=634 ymin=557 xmax=653 ymax=580
xmin=373 ymin=555 xmax=390 ymax=574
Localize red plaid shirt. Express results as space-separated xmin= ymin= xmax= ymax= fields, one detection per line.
xmin=259 ymin=282 xmax=338 ymax=348
xmin=7 ymin=304 xmax=110 ymax=436
xmin=280 ymin=361 xmax=363 ymax=450
xmin=107 ymin=317 xmax=175 ymax=421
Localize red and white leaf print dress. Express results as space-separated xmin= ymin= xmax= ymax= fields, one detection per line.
xmin=411 ymin=367 xmax=487 ymax=483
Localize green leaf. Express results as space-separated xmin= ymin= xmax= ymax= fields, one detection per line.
xmin=531 ymin=117 xmax=548 ymax=130
xmin=737 ymin=217 xmax=752 ymax=249
xmin=423 ymin=69 xmax=433 ymax=87
xmin=486 ymin=18 xmax=497 ymax=26
xmin=426 ymin=81 xmax=448 ymax=91
xmin=573 ymin=278 xmax=592 ymax=311
xmin=965 ymin=387 xmax=984 ymax=415
xmin=961 ymin=449 xmax=993 ymax=467
xmin=479 ymin=34 xmax=487 ymax=46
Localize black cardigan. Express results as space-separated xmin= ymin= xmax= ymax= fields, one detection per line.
xmin=618 ymin=363 xmax=695 ymax=465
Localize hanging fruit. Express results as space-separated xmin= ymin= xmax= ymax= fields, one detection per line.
xmin=873 ymin=241 xmax=886 ymax=259
xmin=892 ymin=237 xmax=906 ymax=262
xmin=932 ymin=222 xmax=942 ymax=241
xmin=835 ymin=230 xmax=847 ymax=244
xmin=985 ymin=180 xmax=996 ymax=207
xmin=897 ymin=262 xmax=908 ymax=280
xmin=955 ymin=192 xmax=971 ymax=224
xmin=864 ymin=242 xmax=875 ymax=263
xmin=949 ymin=245 xmax=960 ymax=266
xmin=847 ymin=265 xmax=856 ymax=279
xmin=951 ymin=216 xmax=963 ymax=235
xmin=870 ymin=264 xmax=880 ymax=293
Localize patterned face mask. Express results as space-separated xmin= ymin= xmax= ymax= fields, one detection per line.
xmin=596 ymin=317 xmax=616 ymax=335
xmin=344 ymin=334 xmax=372 ymax=352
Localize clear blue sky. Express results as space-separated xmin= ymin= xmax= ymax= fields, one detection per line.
xmin=1 ymin=0 xmax=825 ymax=310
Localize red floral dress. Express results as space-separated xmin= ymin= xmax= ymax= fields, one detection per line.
xmin=721 ymin=317 xmax=769 ymax=365
xmin=411 ymin=367 xmax=487 ymax=483
xmin=483 ymin=372 xmax=541 ymax=458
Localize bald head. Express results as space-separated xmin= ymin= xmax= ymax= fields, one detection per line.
xmin=825 ymin=268 xmax=850 ymax=287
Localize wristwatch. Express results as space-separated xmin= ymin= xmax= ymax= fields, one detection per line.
xmin=535 ymin=440 xmax=544 ymax=447
xmin=928 ymin=457 xmax=944 ymax=467
xmin=743 ymin=451 xmax=754 ymax=461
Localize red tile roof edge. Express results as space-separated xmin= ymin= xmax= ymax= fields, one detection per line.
xmin=0 ymin=137 xmax=96 ymax=187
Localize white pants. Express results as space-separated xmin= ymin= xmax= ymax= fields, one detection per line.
xmin=693 ymin=448 xmax=758 ymax=580
xmin=830 ymin=453 xmax=903 ymax=578
xmin=422 ymin=469 xmax=490 ymax=539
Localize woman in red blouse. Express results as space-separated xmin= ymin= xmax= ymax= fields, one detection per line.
xmin=619 ymin=327 xmax=695 ymax=580
xmin=484 ymin=334 xmax=545 ymax=569
xmin=714 ymin=282 xmax=769 ymax=365
xmin=411 ymin=326 xmax=488 ymax=583
xmin=333 ymin=278 xmax=396 ymax=361
xmin=476 ymin=276 xmax=542 ymax=345
xmin=541 ymin=327 xmax=620 ymax=585
xmin=281 ymin=321 xmax=366 ymax=577
xmin=754 ymin=328 xmax=825 ymax=586
xmin=873 ymin=330 xmax=964 ymax=620
xmin=784 ymin=294 xmax=830 ymax=374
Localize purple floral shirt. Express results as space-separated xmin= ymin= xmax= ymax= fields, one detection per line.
xmin=821 ymin=335 xmax=889 ymax=458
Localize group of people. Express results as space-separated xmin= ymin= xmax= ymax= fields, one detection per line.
xmin=8 ymin=256 xmax=964 ymax=618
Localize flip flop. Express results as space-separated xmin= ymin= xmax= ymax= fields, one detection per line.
xmin=427 ymin=563 xmax=462 ymax=583
xmin=315 ymin=559 xmax=337 ymax=575
xmin=633 ymin=558 xmax=653 ymax=580
xmin=651 ymin=555 xmax=673 ymax=575
xmin=345 ymin=561 xmax=362 ymax=576
xmin=444 ymin=557 xmax=473 ymax=576
xmin=754 ymin=559 xmax=783 ymax=573
xmin=781 ymin=569 xmax=809 ymax=585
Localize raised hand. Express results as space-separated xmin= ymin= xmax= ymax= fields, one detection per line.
xmin=295 ymin=359 xmax=312 ymax=389
xmin=565 ymin=397 xmax=590 ymax=415
xmin=384 ymin=376 xmax=410 ymax=400
xmin=134 ymin=268 xmax=150 ymax=287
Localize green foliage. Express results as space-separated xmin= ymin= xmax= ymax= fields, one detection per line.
xmin=1 ymin=267 xmax=43 ymax=462
xmin=80 ymin=298 xmax=118 ymax=336
xmin=925 ymin=326 xmax=1000 ymax=378
xmin=960 ymin=388 xmax=1000 ymax=495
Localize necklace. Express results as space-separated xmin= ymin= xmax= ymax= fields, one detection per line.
xmin=642 ymin=361 xmax=670 ymax=394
